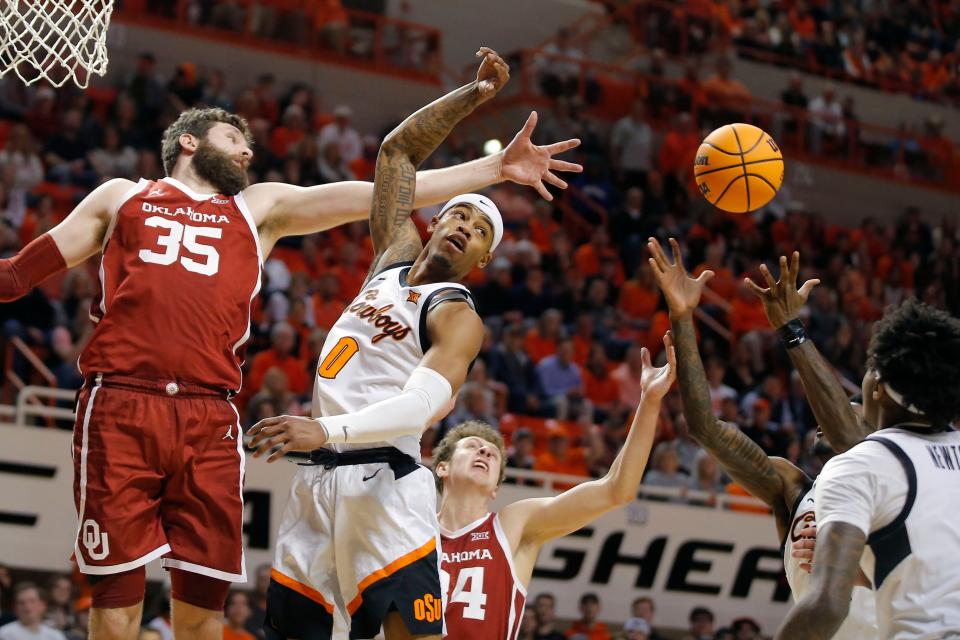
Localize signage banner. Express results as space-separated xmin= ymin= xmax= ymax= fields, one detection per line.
xmin=1 ymin=426 xmax=790 ymax=629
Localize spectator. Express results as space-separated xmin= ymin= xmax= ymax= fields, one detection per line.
xmin=43 ymin=109 xmax=94 ymax=186
xmin=125 ymin=52 xmax=165 ymax=126
xmin=270 ymin=105 xmax=308 ymax=159
xmin=525 ymin=309 xmax=564 ymax=364
xmin=611 ymin=344 xmax=644 ymax=408
xmin=582 ymin=344 xmax=621 ymax=421
xmin=686 ymin=450 xmax=725 ymax=507
xmin=317 ymin=105 xmax=362 ymax=165
xmin=505 ymin=427 xmax=536 ymax=482
xmin=87 ymin=126 xmax=138 ymax=179
xmin=42 ymin=578 xmax=71 ymax=632
xmin=0 ymin=125 xmax=44 ymax=196
xmin=246 ymin=322 xmax=309 ymax=397
xmin=630 ymin=597 xmax=668 ymax=640
xmin=701 ymin=57 xmax=751 ymax=126
xmin=705 ymin=358 xmax=737 ymax=412
xmin=565 ymin=592 xmax=610 ymax=640
xmin=223 ymin=592 xmax=255 ymax=640
xmin=681 ymin=606 xmax=715 ymax=640
xmin=536 ymin=338 xmax=585 ymax=420
xmin=0 ymin=584 xmax=66 ymax=640
xmin=731 ymin=617 xmax=761 ymax=640
xmin=538 ymin=28 xmax=585 ymax=99
xmin=245 ymin=564 xmax=270 ymax=638
xmin=807 ymin=84 xmax=845 ymax=153
xmin=535 ymin=421 xmax=589 ymax=479
xmin=317 ymin=139 xmax=355 ymax=183
xmin=532 ymin=593 xmax=565 ymax=640
xmin=489 ymin=324 xmax=542 ymax=415
xmin=622 ymin=618 xmax=651 ymax=640
xmin=642 ymin=441 xmax=689 ymax=493
xmin=519 ymin=605 xmax=539 ymax=640
xmin=447 ymin=382 xmax=500 ymax=431
xmin=245 ymin=368 xmax=299 ymax=429
xmin=610 ymin=100 xmax=654 ymax=190
xmin=741 ymin=398 xmax=790 ymax=457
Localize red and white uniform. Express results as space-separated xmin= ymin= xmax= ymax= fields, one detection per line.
xmin=440 ymin=513 xmax=527 ymax=640
xmin=80 ymin=177 xmax=262 ymax=391
xmin=72 ymin=176 xmax=261 ymax=580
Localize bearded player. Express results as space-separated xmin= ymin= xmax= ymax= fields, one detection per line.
xmin=247 ymin=49 xmax=582 ymax=639
xmin=0 ymin=48 xmax=580 ymax=640
xmin=426 ymin=335 xmax=674 ymax=640
xmin=646 ymin=238 xmax=878 ymax=638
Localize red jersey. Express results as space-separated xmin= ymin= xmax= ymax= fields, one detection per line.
xmin=440 ymin=513 xmax=526 ymax=640
xmin=80 ymin=177 xmax=262 ymax=392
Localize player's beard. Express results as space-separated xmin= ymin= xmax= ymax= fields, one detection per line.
xmin=192 ymin=139 xmax=249 ymax=195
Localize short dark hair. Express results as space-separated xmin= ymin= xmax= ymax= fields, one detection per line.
xmin=160 ymin=108 xmax=252 ymax=175
xmin=580 ymin=592 xmax=600 ymax=605
xmin=633 ymin=595 xmax=654 ymax=609
xmin=432 ymin=421 xmax=506 ymax=492
xmin=534 ymin=592 xmax=555 ymax=604
xmin=690 ymin=606 xmax=714 ymax=621
xmin=14 ymin=582 xmax=44 ymax=602
xmin=867 ymin=298 xmax=960 ymax=426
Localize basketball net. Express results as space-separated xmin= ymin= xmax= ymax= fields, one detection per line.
xmin=0 ymin=0 xmax=114 ymax=88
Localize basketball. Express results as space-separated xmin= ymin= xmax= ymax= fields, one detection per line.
xmin=694 ymin=123 xmax=784 ymax=214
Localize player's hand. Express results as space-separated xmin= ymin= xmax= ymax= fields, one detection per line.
xmin=792 ymin=523 xmax=817 ymax=573
xmin=744 ymin=251 xmax=820 ymax=329
xmin=647 ymin=237 xmax=713 ymax=317
xmin=248 ymin=415 xmax=329 ymax=463
xmin=475 ymin=47 xmax=510 ymax=101
xmin=499 ymin=111 xmax=582 ymax=201
xmin=639 ymin=333 xmax=676 ymax=400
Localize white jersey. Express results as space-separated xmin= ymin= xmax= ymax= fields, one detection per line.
xmin=817 ymin=427 xmax=960 ymax=639
xmin=784 ymin=482 xmax=878 ymax=639
xmin=311 ymin=262 xmax=474 ymax=459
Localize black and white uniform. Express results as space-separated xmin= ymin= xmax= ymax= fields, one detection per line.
xmin=817 ymin=426 xmax=960 ymax=639
xmin=268 ymin=263 xmax=474 ymax=639
xmin=783 ymin=481 xmax=878 ymax=638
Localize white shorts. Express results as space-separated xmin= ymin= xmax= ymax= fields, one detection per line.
xmin=266 ymin=454 xmax=443 ymax=639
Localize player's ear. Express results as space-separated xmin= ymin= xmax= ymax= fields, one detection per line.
xmin=179 ymin=133 xmax=198 ymax=154
xmin=477 ymin=253 xmax=492 ymax=269
xmin=427 ymin=216 xmax=441 ymax=233
xmin=435 ymin=460 xmax=449 ymax=481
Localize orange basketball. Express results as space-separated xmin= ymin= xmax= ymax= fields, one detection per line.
xmin=694 ymin=123 xmax=784 ymax=214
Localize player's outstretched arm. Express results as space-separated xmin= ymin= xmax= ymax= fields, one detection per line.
xmin=775 ymin=521 xmax=865 ymax=639
xmin=363 ymin=47 xmax=509 ymax=281
xmin=498 ymin=334 xmax=675 ymax=545
xmin=648 ymin=238 xmax=803 ymax=527
xmin=745 ymin=252 xmax=874 ymax=452
xmin=0 ymin=178 xmax=133 ymax=301
xmin=248 ymin=301 xmax=482 ymax=460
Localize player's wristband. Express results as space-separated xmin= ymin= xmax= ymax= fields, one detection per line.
xmin=778 ymin=318 xmax=808 ymax=349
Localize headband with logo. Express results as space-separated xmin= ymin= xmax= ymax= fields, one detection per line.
xmin=437 ymin=193 xmax=503 ymax=252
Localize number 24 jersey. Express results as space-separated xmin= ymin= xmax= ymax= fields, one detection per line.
xmin=441 ymin=513 xmax=527 ymax=640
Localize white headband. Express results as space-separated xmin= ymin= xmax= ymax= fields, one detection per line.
xmin=883 ymin=381 xmax=926 ymax=416
xmin=437 ymin=193 xmax=503 ymax=253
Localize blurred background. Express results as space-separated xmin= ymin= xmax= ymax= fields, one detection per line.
xmin=0 ymin=1 xmax=957 ymax=638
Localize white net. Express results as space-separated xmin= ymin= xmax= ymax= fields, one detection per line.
xmin=0 ymin=0 xmax=114 ymax=88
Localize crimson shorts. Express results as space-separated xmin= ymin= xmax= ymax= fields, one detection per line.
xmin=72 ymin=374 xmax=246 ymax=582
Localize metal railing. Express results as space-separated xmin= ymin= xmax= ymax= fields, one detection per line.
xmin=114 ymin=0 xmax=442 ymax=84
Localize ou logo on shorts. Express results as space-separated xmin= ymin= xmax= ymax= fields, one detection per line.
xmin=413 ymin=593 xmax=441 ymax=623
xmin=83 ymin=519 xmax=110 ymax=560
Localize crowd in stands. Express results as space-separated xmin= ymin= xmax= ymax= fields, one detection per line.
xmin=0 ymin=563 xmax=776 ymax=639
xmin=1 ymin=42 xmax=958 ymax=507
xmin=597 ymin=0 xmax=960 ymax=106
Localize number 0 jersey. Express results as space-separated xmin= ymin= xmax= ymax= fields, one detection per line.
xmin=312 ymin=262 xmax=474 ymax=459
xmin=79 ymin=177 xmax=262 ymax=392
xmin=440 ymin=513 xmax=527 ymax=640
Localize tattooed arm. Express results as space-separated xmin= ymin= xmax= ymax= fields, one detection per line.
xmin=648 ymin=238 xmax=807 ymax=533
xmin=746 ymin=252 xmax=874 ymax=452
xmin=775 ymin=521 xmax=865 ymax=639
xmin=365 ymin=48 xmax=509 ymax=283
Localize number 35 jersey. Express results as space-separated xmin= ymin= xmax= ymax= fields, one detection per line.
xmin=80 ymin=177 xmax=262 ymax=393
xmin=312 ymin=262 xmax=473 ymax=460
